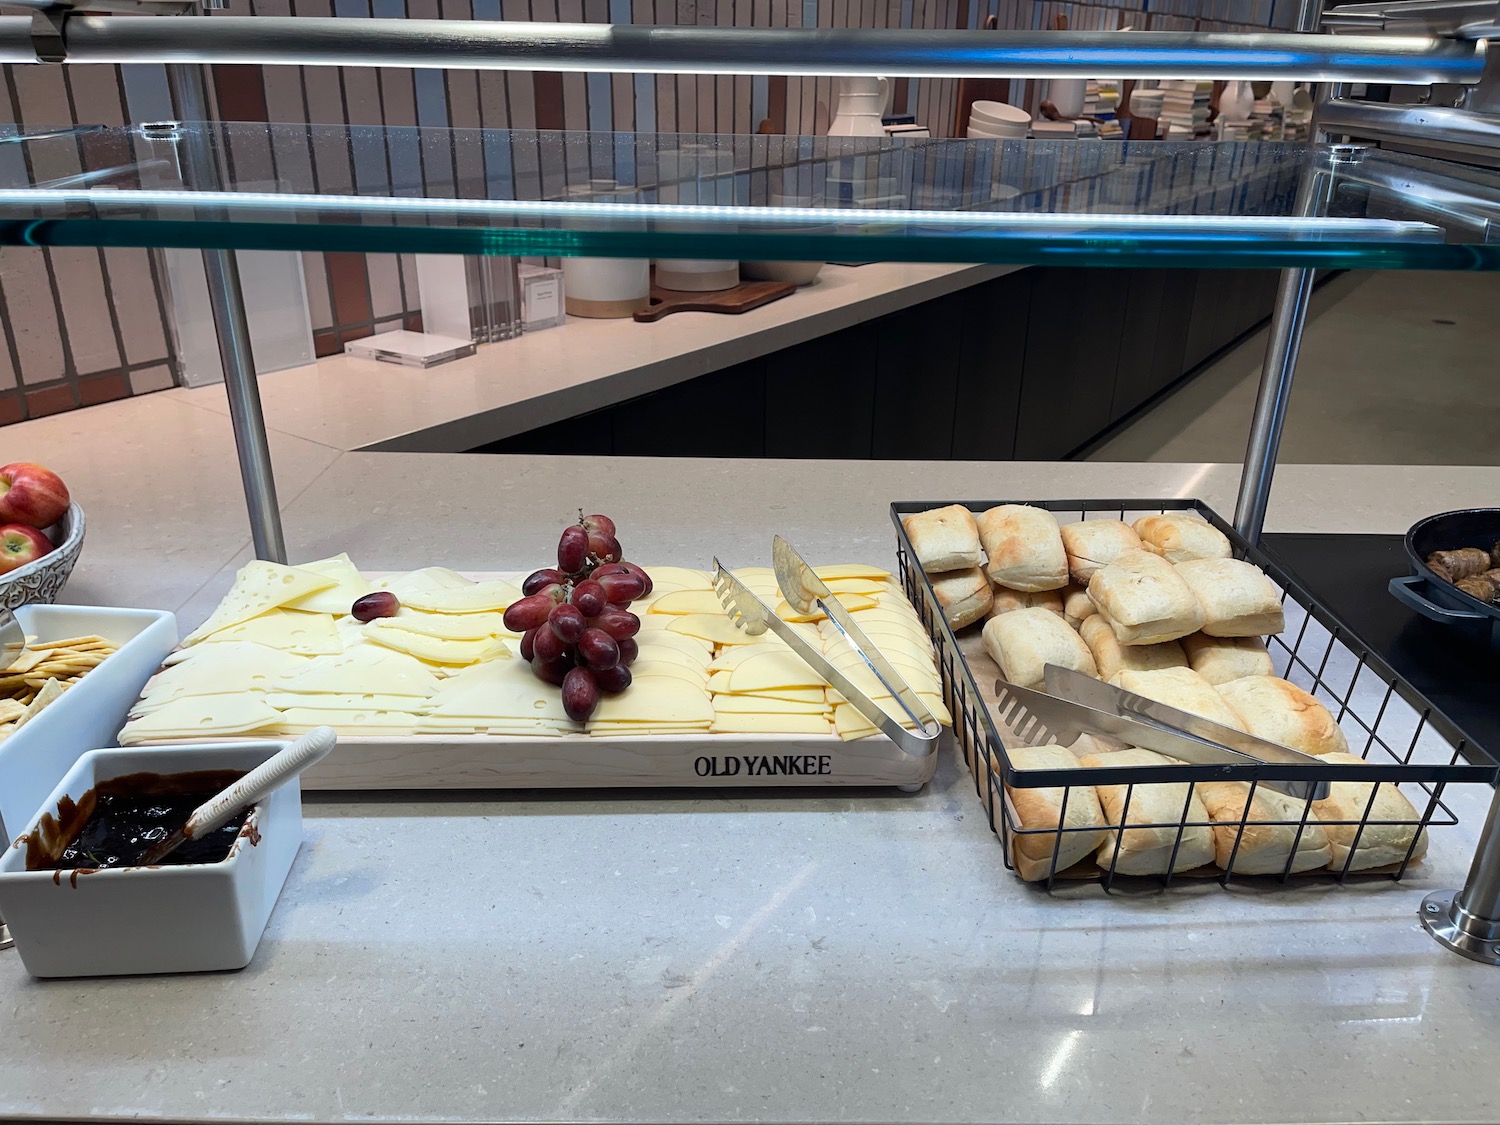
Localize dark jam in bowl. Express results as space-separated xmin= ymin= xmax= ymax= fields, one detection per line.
xmin=24 ymin=769 xmax=251 ymax=873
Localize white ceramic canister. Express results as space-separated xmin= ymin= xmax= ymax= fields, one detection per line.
xmin=654 ymin=143 xmax=738 ymax=293
xmin=561 ymin=181 xmax=651 ymax=318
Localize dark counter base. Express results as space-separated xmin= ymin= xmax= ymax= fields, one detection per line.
xmin=474 ymin=266 xmax=1290 ymax=461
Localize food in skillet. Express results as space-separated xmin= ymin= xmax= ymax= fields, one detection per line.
xmin=1426 ymin=543 xmax=1500 ymax=604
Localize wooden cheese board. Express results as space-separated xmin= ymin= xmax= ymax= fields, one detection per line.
xmin=126 ymin=563 xmax=949 ymax=793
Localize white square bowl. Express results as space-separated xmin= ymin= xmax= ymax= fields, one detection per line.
xmin=0 ymin=741 xmax=302 ymax=978
xmin=0 ymin=604 xmax=178 ymax=841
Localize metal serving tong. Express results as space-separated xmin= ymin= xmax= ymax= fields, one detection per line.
xmin=711 ymin=558 xmax=940 ymax=759
xmin=993 ymin=664 xmax=1328 ymax=801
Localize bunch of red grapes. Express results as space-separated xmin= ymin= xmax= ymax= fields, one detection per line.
xmin=501 ymin=513 xmax=653 ymax=722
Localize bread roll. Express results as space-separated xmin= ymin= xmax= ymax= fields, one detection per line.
xmin=1132 ymin=511 xmax=1232 ymax=563
xmin=1182 ymin=634 xmax=1274 ymax=686
xmin=1080 ymin=615 xmax=1188 ymax=683
xmin=1174 ymin=557 xmax=1286 ymax=637
xmin=1062 ymin=583 xmax=1097 ymax=630
xmin=983 ymin=607 xmax=1097 ymax=691
xmin=1113 ymin=666 xmax=1247 ymax=730
xmin=985 ymin=587 xmax=1064 ymax=620
xmin=1215 ymin=676 xmax=1350 ymax=756
xmin=1087 ymin=549 xmax=1205 ymax=645
xmin=1060 ymin=519 xmax=1144 ymax=584
xmin=978 ymin=505 xmax=1068 ymax=592
xmin=998 ymin=745 xmax=1108 ymax=881
xmin=1081 ymin=747 xmax=1216 ymax=875
xmin=930 ymin=567 xmax=993 ymax=630
xmin=904 ymin=505 xmax=982 ymax=574
xmin=1197 ymin=781 xmax=1332 ymax=874
xmin=1314 ymin=751 xmax=1429 ymax=870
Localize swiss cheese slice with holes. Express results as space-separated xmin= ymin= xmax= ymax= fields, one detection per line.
xmin=425 ymin=661 xmax=570 ymax=721
xmin=589 ymin=678 xmax=713 ymax=724
xmin=262 ymin=692 xmax=431 ymax=713
xmin=146 ymin=642 xmax=307 ymax=696
xmin=183 ymin=561 xmax=340 ymax=646
xmin=813 ymin=563 xmax=892 ymax=581
xmin=272 ymin=708 xmax=419 ymax=736
xmin=195 ymin=609 xmax=344 ymax=655
xmin=361 ymin=626 xmax=509 ymax=666
xmin=712 ymin=694 xmax=829 ymax=715
xmin=384 ymin=610 xmax=510 ymax=640
xmin=279 ymin=645 xmax=440 ymax=696
xmin=283 ymin=553 xmax=372 ymax=615
xmin=727 ymin=650 xmax=830 ymax=693
xmin=401 ymin=579 xmax=525 ymax=615
xmin=117 ymin=693 xmax=281 ymax=744
xmin=647 ymin=590 xmax=741 ymax=616
xmin=710 ymin=714 xmax=832 ymax=736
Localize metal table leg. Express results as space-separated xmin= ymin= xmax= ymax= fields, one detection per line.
xmin=168 ymin=63 xmax=287 ymax=564
xmin=1423 ymin=785 xmax=1500 ymax=965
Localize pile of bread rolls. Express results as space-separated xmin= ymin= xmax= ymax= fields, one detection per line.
xmin=903 ymin=503 xmax=1429 ymax=881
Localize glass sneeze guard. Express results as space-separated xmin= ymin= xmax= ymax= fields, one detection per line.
xmin=0 ymin=123 xmax=1497 ymax=269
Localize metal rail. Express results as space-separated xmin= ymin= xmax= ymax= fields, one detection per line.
xmin=0 ymin=18 xmax=1483 ymax=82
xmin=1317 ymin=95 xmax=1500 ymax=149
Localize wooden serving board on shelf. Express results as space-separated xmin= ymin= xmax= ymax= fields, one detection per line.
xmin=633 ymin=280 xmax=796 ymax=322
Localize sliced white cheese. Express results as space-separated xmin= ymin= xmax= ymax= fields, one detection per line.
xmin=713 ymin=694 xmax=829 ymax=715
xmin=146 ymin=642 xmax=308 ymax=696
xmin=183 ymin=561 xmax=340 ymax=646
xmin=710 ymin=714 xmax=832 ymax=736
xmin=283 ymin=553 xmax=373 ymax=615
xmin=727 ymin=650 xmax=830 ymax=693
xmin=640 ymin=566 xmax=713 ymax=589
xmin=195 ymin=609 xmax=344 ymax=656
xmin=629 ymin=660 xmax=708 ymax=685
xmin=402 ymin=579 xmax=526 ymax=615
xmin=117 ymin=693 xmax=281 ymax=744
xmin=633 ymin=630 xmax=713 ymax=660
xmin=589 ymin=677 xmax=713 ymax=724
xmin=362 ymin=626 xmax=510 ymax=666
xmin=707 ymin=641 xmax=795 ymax=673
xmin=386 ymin=610 xmax=510 ymax=640
xmin=272 ymin=708 xmax=419 ymax=736
xmin=263 ymin=692 xmax=430 ymax=713
xmin=820 ymin=578 xmax=889 ymax=596
xmin=646 ymin=590 xmax=739 ymax=616
xmin=775 ymin=593 xmax=879 ymax=623
xmin=667 ymin=615 xmax=771 ymax=647
xmin=280 ymin=645 xmax=441 ymax=695
xmin=588 ymin=723 xmax=712 ymax=736
xmin=425 ymin=661 xmax=570 ymax=722
xmin=813 ymin=563 xmax=892 ymax=581
xmin=633 ymin=643 xmax=713 ymax=672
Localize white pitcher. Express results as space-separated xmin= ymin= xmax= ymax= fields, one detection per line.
xmin=828 ymin=76 xmax=890 ymax=137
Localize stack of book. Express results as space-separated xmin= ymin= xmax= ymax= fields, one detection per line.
xmin=1157 ymin=80 xmax=1212 ymax=138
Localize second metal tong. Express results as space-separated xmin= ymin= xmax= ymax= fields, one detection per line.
xmin=0 ymin=608 xmax=22 ymax=672
xmin=711 ymin=558 xmax=939 ymax=759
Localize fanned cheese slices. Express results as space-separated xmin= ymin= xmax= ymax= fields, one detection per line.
xmin=183 ymin=561 xmax=339 ymax=646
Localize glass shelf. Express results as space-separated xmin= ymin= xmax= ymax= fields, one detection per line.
xmin=0 ymin=123 xmax=1496 ymax=270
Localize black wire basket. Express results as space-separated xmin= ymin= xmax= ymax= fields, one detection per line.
xmin=892 ymin=498 xmax=1499 ymax=890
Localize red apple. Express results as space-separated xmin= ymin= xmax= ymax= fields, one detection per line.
xmin=0 ymin=463 xmax=69 ymax=529
xmin=0 ymin=524 xmax=52 ymax=574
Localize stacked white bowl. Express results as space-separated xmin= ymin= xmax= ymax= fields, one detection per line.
xmin=966 ymin=100 xmax=1031 ymax=139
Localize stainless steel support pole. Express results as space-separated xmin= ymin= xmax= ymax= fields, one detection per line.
xmin=168 ymin=63 xmax=286 ymax=564
xmin=1422 ymin=784 xmax=1500 ymax=964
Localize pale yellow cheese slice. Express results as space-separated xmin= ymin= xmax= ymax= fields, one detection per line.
xmin=630 ymin=660 xmax=708 ymax=685
xmin=183 ymin=561 xmax=340 ymax=646
xmin=634 ymin=644 xmax=712 ymax=672
xmin=727 ymin=650 xmax=830 ymax=693
xmin=590 ymin=678 xmax=713 ymax=724
xmin=710 ymin=685 xmax=826 ymax=706
xmin=280 ymin=645 xmax=441 ymax=695
xmin=713 ymin=694 xmax=829 ymax=715
xmin=640 ymin=566 xmax=713 ymax=589
xmin=272 ymin=708 xmax=419 ymax=736
xmin=385 ymin=610 xmax=510 ymax=640
xmin=828 ymin=687 xmax=951 ymax=723
xmin=813 ymin=563 xmax=892 ymax=581
xmin=117 ymin=693 xmax=281 ymax=744
xmin=361 ymin=625 xmax=510 ymax=666
xmin=484 ymin=723 xmax=565 ymax=738
xmin=263 ymin=692 xmax=430 ymax=713
xmin=667 ymin=615 xmax=769 ymax=647
xmin=822 ymin=578 xmax=889 ymax=596
xmin=707 ymin=642 xmax=796 ymax=673
xmin=634 ymin=630 xmax=713 ymax=659
xmin=710 ymin=714 xmax=832 ymax=736
xmin=282 ymin=553 xmax=373 ymax=615
xmin=145 ymin=642 xmax=307 ymax=696
xmin=425 ymin=660 xmax=570 ymax=722
xmin=402 ymin=579 xmax=525 ymax=615
xmin=825 ymin=648 xmax=938 ymax=677
xmin=588 ymin=723 xmax=712 ymax=737
xmin=647 ymin=590 xmax=739 ymax=616
xmin=775 ymin=593 xmax=879 ymax=623
xmin=195 ymin=609 xmax=344 ymax=656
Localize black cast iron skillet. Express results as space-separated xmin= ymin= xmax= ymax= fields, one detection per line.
xmin=1389 ymin=507 xmax=1500 ymax=641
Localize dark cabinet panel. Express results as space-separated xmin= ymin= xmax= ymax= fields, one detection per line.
xmin=1151 ymin=269 xmax=1197 ymax=396
xmin=611 ymin=358 xmax=766 ymax=457
xmin=1110 ymin=268 xmax=1169 ymax=424
xmin=764 ymin=325 xmax=876 ymax=458
xmin=951 ymin=272 xmax=1029 ymax=460
xmin=1184 ymin=269 xmax=1234 ymax=372
xmin=871 ymin=301 xmax=963 ymax=459
xmin=1014 ymin=268 xmax=1127 ymax=459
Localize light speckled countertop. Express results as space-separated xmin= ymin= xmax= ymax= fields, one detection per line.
xmin=1 ymin=408 xmax=1499 ymax=1123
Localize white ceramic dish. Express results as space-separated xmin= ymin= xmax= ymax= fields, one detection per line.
xmin=969 ymin=99 xmax=1031 ymax=126
xmin=0 ymin=741 xmax=302 ymax=978
xmin=0 ymin=604 xmax=178 ymax=841
xmin=740 ymin=260 xmax=824 ymax=286
xmin=967 ymin=120 xmax=1028 ymax=139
